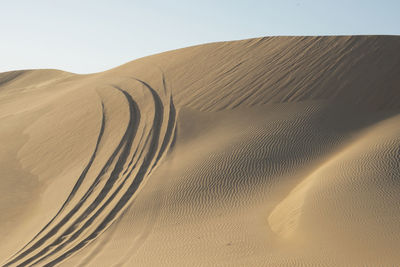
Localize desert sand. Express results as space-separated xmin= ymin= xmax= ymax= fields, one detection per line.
xmin=0 ymin=36 xmax=400 ymax=266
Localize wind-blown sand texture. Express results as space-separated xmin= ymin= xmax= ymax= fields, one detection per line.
xmin=1 ymin=36 xmax=400 ymax=266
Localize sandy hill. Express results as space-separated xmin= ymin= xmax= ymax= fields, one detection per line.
xmin=0 ymin=36 xmax=399 ymax=266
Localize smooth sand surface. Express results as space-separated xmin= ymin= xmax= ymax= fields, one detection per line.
xmin=0 ymin=36 xmax=399 ymax=266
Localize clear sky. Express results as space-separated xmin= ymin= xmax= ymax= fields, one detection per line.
xmin=1 ymin=0 xmax=399 ymax=74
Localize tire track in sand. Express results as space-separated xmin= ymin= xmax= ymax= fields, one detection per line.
xmin=3 ymin=75 xmax=177 ymax=267
xmin=37 ymin=78 xmax=177 ymax=267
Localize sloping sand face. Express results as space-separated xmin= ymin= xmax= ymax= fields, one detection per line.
xmin=0 ymin=36 xmax=399 ymax=266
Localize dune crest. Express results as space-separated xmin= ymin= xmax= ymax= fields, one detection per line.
xmin=1 ymin=36 xmax=400 ymax=266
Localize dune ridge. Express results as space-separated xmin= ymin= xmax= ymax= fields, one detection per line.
xmin=0 ymin=35 xmax=399 ymax=266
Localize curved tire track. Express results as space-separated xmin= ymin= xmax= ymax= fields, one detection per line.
xmin=3 ymin=74 xmax=177 ymax=267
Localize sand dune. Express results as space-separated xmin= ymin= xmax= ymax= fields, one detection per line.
xmin=0 ymin=36 xmax=399 ymax=266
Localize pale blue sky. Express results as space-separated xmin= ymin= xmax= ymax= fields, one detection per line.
xmin=1 ymin=0 xmax=399 ymax=73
